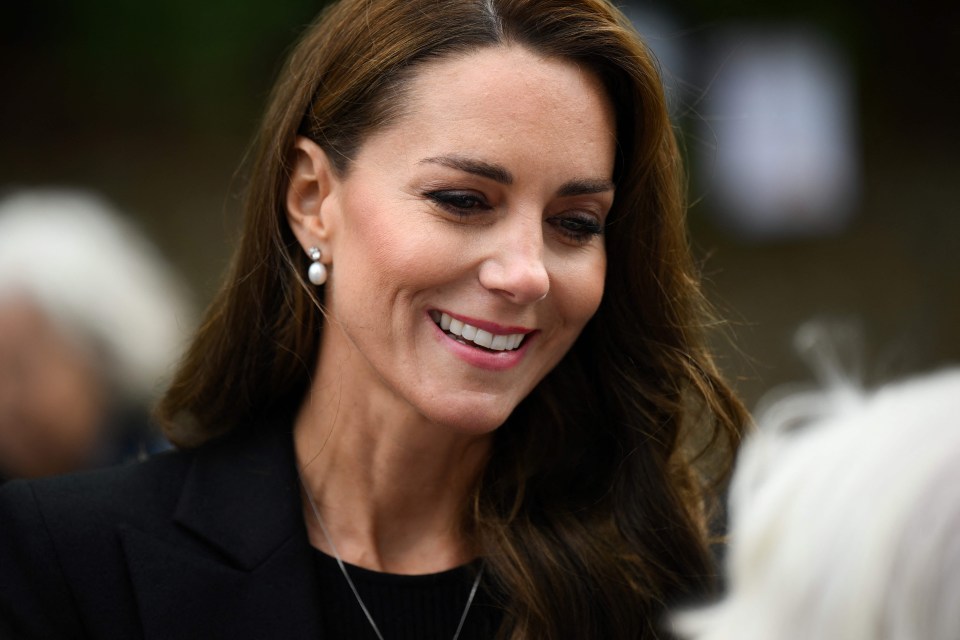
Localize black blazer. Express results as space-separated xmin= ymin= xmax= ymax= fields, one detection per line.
xmin=0 ymin=424 xmax=326 ymax=639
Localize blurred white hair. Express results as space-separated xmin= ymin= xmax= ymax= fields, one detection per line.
xmin=672 ymin=361 xmax=960 ymax=640
xmin=0 ymin=189 xmax=193 ymax=401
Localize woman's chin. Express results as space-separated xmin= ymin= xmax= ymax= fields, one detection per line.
xmin=393 ymin=380 xmax=523 ymax=436
xmin=421 ymin=400 xmax=515 ymax=438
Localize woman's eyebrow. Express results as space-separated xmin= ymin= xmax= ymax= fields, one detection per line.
xmin=557 ymin=178 xmax=615 ymax=197
xmin=419 ymin=155 xmax=513 ymax=184
xmin=419 ymin=155 xmax=614 ymax=196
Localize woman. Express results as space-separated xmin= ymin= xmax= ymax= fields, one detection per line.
xmin=0 ymin=0 xmax=745 ymax=638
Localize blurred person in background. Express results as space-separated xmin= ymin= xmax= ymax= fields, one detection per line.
xmin=0 ymin=189 xmax=192 ymax=483
xmin=672 ymin=367 xmax=960 ymax=640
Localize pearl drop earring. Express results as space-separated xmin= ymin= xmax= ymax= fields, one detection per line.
xmin=307 ymin=246 xmax=328 ymax=285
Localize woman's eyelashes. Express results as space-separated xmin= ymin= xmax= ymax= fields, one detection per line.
xmin=425 ymin=190 xmax=491 ymax=216
xmin=424 ymin=188 xmax=605 ymax=243
xmin=550 ymin=214 xmax=604 ymax=243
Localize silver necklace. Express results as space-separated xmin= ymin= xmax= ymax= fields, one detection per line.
xmin=298 ymin=472 xmax=484 ymax=640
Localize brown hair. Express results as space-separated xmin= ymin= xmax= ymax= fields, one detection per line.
xmin=158 ymin=0 xmax=746 ymax=637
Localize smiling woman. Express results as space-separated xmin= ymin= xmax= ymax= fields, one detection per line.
xmin=287 ymin=47 xmax=613 ymax=435
xmin=0 ymin=1 xmax=746 ymax=639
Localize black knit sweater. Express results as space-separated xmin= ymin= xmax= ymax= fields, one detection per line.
xmin=314 ymin=550 xmax=503 ymax=639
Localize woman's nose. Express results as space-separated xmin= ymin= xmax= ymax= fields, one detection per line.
xmin=477 ymin=217 xmax=550 ymax=304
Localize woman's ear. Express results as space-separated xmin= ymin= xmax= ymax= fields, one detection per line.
xmin=286 ymin=136 xmax=340 ymax=255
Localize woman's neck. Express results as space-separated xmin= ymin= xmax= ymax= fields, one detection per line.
xmin=293 ymin=363 xmax=492 ymax=575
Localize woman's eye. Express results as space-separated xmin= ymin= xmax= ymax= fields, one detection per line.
xmin=425 ymin=190 xmax=491 ymax=216
xmin=551 ymin=215 xmax=604 ymax=243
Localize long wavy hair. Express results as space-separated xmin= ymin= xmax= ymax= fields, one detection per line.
xmin=158 ymin=0 xmax=747 ymax=637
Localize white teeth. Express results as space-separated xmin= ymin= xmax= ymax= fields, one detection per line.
xmin=435 ymin=312 xmax=526 ymax=351
xmin=473 ymin=329 xmax=493 ymax=349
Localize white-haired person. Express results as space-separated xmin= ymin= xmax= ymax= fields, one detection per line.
xmin=0 ymin=189 xmax=192 ymax=482
xmin=672 ymin=366 xmax=960 ymax=640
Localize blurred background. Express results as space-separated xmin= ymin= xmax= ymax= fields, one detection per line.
xmin=1 ymin=0 xmax=957 ymax=415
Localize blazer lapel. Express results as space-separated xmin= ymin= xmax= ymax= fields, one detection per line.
xmin=120 ymin=425 xmax=324 ymax=639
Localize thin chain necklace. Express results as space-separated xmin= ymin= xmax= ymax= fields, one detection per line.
xmin=298 ymin=471 xmax=484 ymax=640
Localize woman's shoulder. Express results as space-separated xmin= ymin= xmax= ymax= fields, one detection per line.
xmin=0 ymin=425 xmax=300 ymax=638
xmin=0 ymin=449 xmax=199 ymax=638
xmin=5 ymin=445 xmax=191 ymax=502
xmin=0 ymin=422 xmax=291 ymax=530
xmin=0 ymin=448 xmax=195 ymax=545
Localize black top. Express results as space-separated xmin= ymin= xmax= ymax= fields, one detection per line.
xmin=0 ymin=424 xmax=507 ymax=639
xmin=315 ymin=550 xmax=502 ymax=640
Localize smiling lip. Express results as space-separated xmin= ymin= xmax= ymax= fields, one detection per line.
xmin=428 ymin=309 xmax=535 ymax=370
xmin=432 ymin=310 xmax=533 ymax=336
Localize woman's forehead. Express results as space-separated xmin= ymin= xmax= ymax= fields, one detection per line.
xmin=355 ymin=45 xmax=617 ymax=180
xmin=407 ymin=46 xmax=610 ymax=120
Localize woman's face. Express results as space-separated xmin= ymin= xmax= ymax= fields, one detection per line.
xmin=312 ymin=45 xmax=615 ymax=433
